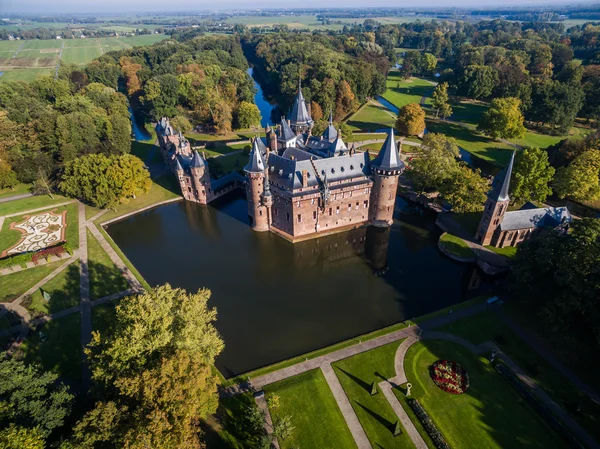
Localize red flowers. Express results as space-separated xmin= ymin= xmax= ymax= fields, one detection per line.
xmin=430 ymin=360 xmax=470 ymax=395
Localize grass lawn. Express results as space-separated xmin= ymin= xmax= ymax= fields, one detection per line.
xmin=0 ymin=202 xmax=79 ymax=255
xmin=92 ymin=302 xmax=119 ymax=336
xmin=0 ymin=260 xmax=64 ymax=303
xmin=512 ymin=130 xmax=565 ymax=149
xmin=21 ymin=313 xmax=82 ymax=382
xmin=210 ymin=153 xmax=249 ymax=176
xmin=485 ymin=245 xmax=517 ymax=258
xmin=87 ymin=229 xmax=130 ymax=300
xmin=25 ymin=261 xmax=80 ymax=315
xmin=450 ymin=211 xmax=482 ymax=236
xmin=0 ymin=183 xmax=31 ymax=199
xmin=426 ymin=120 xmax=514 ymax=167
xmin=95 ymin=175 xmax=180 ymax=224
xmin=439 ymin=233 xmax=475 ymax=259
xmin=333 ymin=340 xmax=415 ymax=448
xmin=437 ymin=310 xmax=600 ymax=443
xmin=130 ymin=140 xmax=157 ymax=162
xmin=347 ymin=101 xmax=396 ymax=132
xmin=0 ymin=194 xmax=72 ymax=217
xmin=405 ymin=339 xmax=566 ymax=449
xmin=382 ymin=72 xmax=435 ymax=110
xmin=264 ymin=369 xmax=357 ymax=449
xmin=0 ymin=68 xmax=54 ymax=82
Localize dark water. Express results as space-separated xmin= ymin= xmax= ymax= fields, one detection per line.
xmin=128 ymin=104 xmax=151 ymax=141
xmin=376 ymin=95 xmax=400 ymax=115
xmin=107 ymin=192 xmax=490 ymax=377
xmin=247 ymin=67 xmax=278 ymax=128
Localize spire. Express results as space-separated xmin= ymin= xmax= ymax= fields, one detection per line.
xmin=244 ymin=138 xmax=267 ymax=173
xmin=174 ymin=157 xmax=183 ymax=172
xmin=371 ymin=128 xmax=404 ymax=171
xmin=322 ymin=111 xmax=338 ymax=142
xmin=329 ymin=109 xmax=333 ymax=125
xmin=489 ymin=150 xmax=515 ymax=202
xmin=190 ymin=150 xmax=205 ymax=169
xmin=330 ymin=129 xmax=347 ymax=156
xmin=289 ymin=77 xmax=312 ymax=127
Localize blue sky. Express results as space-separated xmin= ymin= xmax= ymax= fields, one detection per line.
xmin=1 ymin=0 xmax=597 ymax=14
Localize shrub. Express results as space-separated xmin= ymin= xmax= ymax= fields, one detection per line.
xmin=407 ymin=398 xmax=450 ymax=449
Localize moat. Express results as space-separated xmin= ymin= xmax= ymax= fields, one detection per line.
xmin=107 ymin=191 xmax=492 ymax=377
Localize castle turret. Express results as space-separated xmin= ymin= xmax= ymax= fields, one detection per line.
xmin=369 ymin=128 xmax=405 ymax=227
xmin=288 ymin=77 xmax=313 ymax=134
xmin=189 ymin=150 xmax=211 ymax=204
xmin=244 ymin=138 xmax=270 ymax=231
xmin=475 ymin=150 xmax=515 ymax=245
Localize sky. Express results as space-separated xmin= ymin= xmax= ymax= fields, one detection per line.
xmin=1 ymin=0 xmax=598 ymax=14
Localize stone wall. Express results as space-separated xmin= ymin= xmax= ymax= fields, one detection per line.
xmin=369 ymin=173 xmax=400 ymax=225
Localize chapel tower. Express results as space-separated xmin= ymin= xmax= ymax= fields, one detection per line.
xmin=369 ymin=128 xmax=405 ymax=226
xmin=475 ymin=150 xmax=515 ymax=246
xmin=244 ymin=138 xmax=270 ymax=231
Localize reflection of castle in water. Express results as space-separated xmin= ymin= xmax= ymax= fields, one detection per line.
xmin=290 ymin=226 xmax=391 ymax=275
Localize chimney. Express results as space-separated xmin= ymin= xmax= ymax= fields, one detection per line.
xmin=288 ymin=119 xmax=291 ymax=126
xmin=302 ymin=170 xmax=308 ymax=188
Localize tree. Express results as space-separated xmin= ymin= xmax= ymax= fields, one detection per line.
xmin=170 ymin=115 xmax=193 ymax=133
xmin=272 ymin=415 xmax=294 ymax=442
xmin=421 ymin=53 xmax=438 ymax=74
xmin=408 ymin=133 xmax=459 ymax=191
xmin=0 ymin=356 xmax=73 ymax=438
xmin=554 ymin=150 xmax=600 ymax=202
xmin=511 ymin=147 xmax=555 ymax=204
xmin=0 ymin=424 xmax=45 ymax=449
xmin=439 ymin=165 xmax=488 ymax=213
xmin=60 ymin=154 xmax=151 ymax=209
xmin=395 ymin=103 xmax=425 ymax=137
xmin=335 ymin=80 xmax=356 ymax=119
xmin=236 ymin=101 xmax=261 ymax=129
xmin=74 ymin=285 xmax=224 ymax=449
xmin=310 ymin=101 xmax=324 ymax=122
xmin=0 ymin=160 xmax=18 ymax=190
xmin=528 ymin=79 xmax=584 ymax=133
xmin=478 ymin=97 xmax=526 ymax=140
xmin=458 ymin=65 xmax=498 ymax=99
xmin=431 ymin=82 xmax=452 ymax=119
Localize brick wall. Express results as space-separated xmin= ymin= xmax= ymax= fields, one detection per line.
xmin=369 ymin=173 xmax=400 ymax=225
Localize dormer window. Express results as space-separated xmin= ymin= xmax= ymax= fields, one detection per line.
xmin=331 ymin=168 xmax=335 ymax=174
xmin=350 ymin=165 xmax=354 ymax=170
xmin=279 ymin=169 xmax=284 ymax=176
xmin=341 ymin=167 xmax=345 ymax=172
xmin=360 ymin=163 xmax=364 ymax=168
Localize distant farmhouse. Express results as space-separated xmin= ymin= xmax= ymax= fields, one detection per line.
xmin=155 ymin=81 xmax=405 ymax=242
xmin=475 ymin=151 xmax=572 ymax=248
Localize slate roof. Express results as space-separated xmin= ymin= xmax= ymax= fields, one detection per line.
xmin=329 ymin=132 xmax=348 ymax=157
xmin=190 ymin=150 xmax=205 ymax=168
xmin=282 ymin=146 xmax=317 ymax=161
xmin=255 ymin=136 xmax=268 ymax=156
xmin=174 ymin=157 xmax=183 ymax=172
xmin=371 ymin=128 xmax=404 ymax=171
xmin=322 ymin=111 xmax=337 ymax=142
xmin=489 ymin=150 xmax=515 ymax=202
xmin=268 ymin=151 xmax=370 ymax=191
xmin=500 ymin=206 xmax=571 ymax=231
xmin=289 ymin=80 xmax=312 ymax=127
xmin=279 ymin=118 xmax=297 ymax=142
xmin=244 ymin=139 xmax=267 ymax=173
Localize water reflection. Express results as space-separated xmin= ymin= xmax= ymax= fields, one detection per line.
xmin=128 ymin=104 xmax=151 ymax=141
xmin=107 ymin=192 xmax=492 ymax=376
xmin=247 ymin=67 xmax=279 ymax=128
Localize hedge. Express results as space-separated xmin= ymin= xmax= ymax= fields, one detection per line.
xmin=407 ymin=397 xmax=450 ymax=449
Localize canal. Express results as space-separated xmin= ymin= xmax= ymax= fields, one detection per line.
xmin=107 ymin=192 xmax=491 ymax=377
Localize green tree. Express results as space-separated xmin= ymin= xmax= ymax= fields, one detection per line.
xmin=74 ymin=285 xmax=224 ymax=449
xmin=60 ymin=154 xmax=151 ymax=209
xmin=440 ymin=164 xmax=488 ymax=213
xmin=421 ymin=53 xmax=438 ymax=74
xmin=458 ymin=65 xmax=498 ymax=99
xmin=236 ymin=101 xmax=261 ymax=129
xmin=0 ymin=356 xmax=73 ymax=438
xmin=272 ymin=415 xmax=294 ymax=442
xmin=0 ymin=424 xmax=45 ymax=449
xmin=554 ymin=150 xmax=600 ymax=202
xmin=431 ymin=82 xmax=452 ymax=119
xmin=478 ymin=97 xmax=526 ymax=140
xmin=0 ymin=160 xmax=18 ymax=190
xmin=511 ymin=147 xmax=555 ymax=204
xmin=395 ymin=103 xmax=425 ymax=137
xmin=170 ymin=115 xmax=193 ymax=133
xmin=408 ymin=133 xmax=459 ymax=191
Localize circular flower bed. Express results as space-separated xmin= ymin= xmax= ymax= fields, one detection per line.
xmin=430 ymin=360 xmax=470 ymax=395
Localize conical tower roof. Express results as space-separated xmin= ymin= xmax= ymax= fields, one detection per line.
xmin=190 ymin=150 xmax=205 ymax=168
xmin=279 ymin=117 xmax=296 ymax=141
xmin=371 ymin=128 xmax=404 ymax=171
xmin=489 ymin=150 xmax=515 ymax=202
xmin=322 ymin=110 xmax=338 ymax=142
xmin=244 ymin=138 xmax=267 ymax=173
xmin=289 ymin=77 xmax=312 ymax=127
xmin=174 ymin=157 xmax=184 ymax=172
xmin=330 ymin=129 xmax=347 ymax=156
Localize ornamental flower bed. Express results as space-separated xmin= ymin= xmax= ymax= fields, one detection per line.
xmin=31 ymin=244 xmax=66 ymax=265
xmin=430 ymin=360 xmax=470 ymax=395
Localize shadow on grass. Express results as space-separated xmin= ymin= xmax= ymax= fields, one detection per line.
xmin=153 ymin=173 xmax=181 ymax=196
xmin=21 ymin=263 xmax=80 ymax=316
xmin=387 ymin=84 xmax=432 ymax=100
xmin=337 ymin=366 xmax=373 ymax=393
xmin=355 ymin=401 xmax=395 ymax=433
xmin=88 ymin=260 xmax=130 ymax=301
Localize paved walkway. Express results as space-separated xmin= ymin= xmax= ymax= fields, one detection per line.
xmin=79 ymin=202 xmax=92 ymax=389
xmin=0 ymin=199 xmax=76 ymax=218
xmin=0 ymin=193 xmax=33 ymax=204
xmin=254 ymin=391 xmax=280 ymax=449
xmin=379 ymin=381 xmax=427 ymax=449
xmin=321 ymin=363 xmax=372 ymax=449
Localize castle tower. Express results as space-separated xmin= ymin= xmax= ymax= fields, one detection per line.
xmin=369 ymin=128 xmax=405 ymax=227
xmin=244 ymin=138 xmax=270 ymax=231
xmin=174 ymin=157 xmax=188 ymax=199
xmin=475 ymin=150 xmax=515 ymax=246
xmin=189 ymin=150 xmax=212 ymax=204
xmin=288 ymin=77 xmax=313 ymax=134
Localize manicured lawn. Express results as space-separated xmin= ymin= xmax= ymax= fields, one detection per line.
xmin=439 ymin=233 xmax=475 ymax=259
xmin=347 ymin=101 xmax=396 ymax=132
xmin=95 ymin=176 xmax=180 ymax=224
xmin=0 ymin=260 xmax=64 ymax=303
xmin=382 ymin=71 xmax=435 ymax=110
xmin=0 ymin=202 xmax=79 ymax=254
xmin=436 ymin=310 xmax=600 ymax=443
xmin=87 ymin=229 xmax=130 ymax=300
xmin=210 ymin=153 xmax=249 ymax=176
xmin=333 ymin=340 xmax=415 ymax=448
xmin=25 ymin=261 xmax=80 ymax=315
xmin=347 ymin=133 xmax=387 ymax=142
xmin=0 ymin=194 xmax=72 ymax=217
xmin=512 ymin=130 xmax=565 ymax=149
xmin=264 ymin=369 xmax=357 ymax=449
xmin=485 ymin=245 xmax=517 ymax=258
xmin=130 ymin=140 xmax=157 ymax=162
xmin=0 ymin=183 xmax=31 ymax=199
xmin=426 ymin=120 xmax=514 ymax=167
xmin=21 ymin=313 xmax=82 ymax=382
xmin=405 ymin=339 xmax=565 ymax=449
xmin=449 ymin=100 xmax=489 ymax=125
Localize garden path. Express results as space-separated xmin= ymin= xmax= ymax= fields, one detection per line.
xmin=0 ymin=193 xmax=33 ymax=204
xmin=254 ymin=391 xmax=280 ymax=449
xmin=78 ymin=202 xmax=92 ymax=389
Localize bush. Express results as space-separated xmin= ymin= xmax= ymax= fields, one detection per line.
xmin=407 ymin=398 xmax=450 ymax=449
xmin=0 ymin=252 xmax=33 ymax=269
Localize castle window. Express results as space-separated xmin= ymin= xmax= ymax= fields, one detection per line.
xmin=329 ymin=207 xmax=332 ymax=216
xmin=336 ymin=206 xmax=340 ymax=215
xmin=356 ymin=202 xmax=359 ymax=210
xmin=360 ymin=163 xmax=364 ymax=168
xmin=297 ymin=201 xmax=300 ymax=207
xmin=498 ymin=205 xmax=504 ymax=215
xmin=297 ymin=214 xmax=302 ymax=223
xmin=334 ymin=194 xmax=337 ymax=200
xmin=311 ymin=198 xmax=315 ymax=205
xmin=259 ymin=210 xmax=263 ymax=216
xmin=286 ymin=213 xmax=290 ymax=222
xmin=322 ymin=170 xmax=326 ymax=176
xmin=348 ymin=203 xmax=351 ymax=211
xmin=349 ymin=191 xmax=352 ymax=197
xmin=387 ymin=206 xmax=391 ymax=211
xmin=350 ymin=165 xmax=354 ymax=170
xmin=364 ymin=200 xmax=368 ymax=208
xmin=389 ymin=193 xmax=392 ymax=200
xmin=331 ymin=168 xmax=335 ymax=174
xmin=188 ymin=187 xmax=191 ymax=192
xmin=341 ymin=166 xmax=345 ymax=172
xmin=313 ymin=211 xmax=317 ymax=220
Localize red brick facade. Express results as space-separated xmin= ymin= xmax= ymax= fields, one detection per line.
xmin=370 ymin=171 xmax=400 ymax=226
xmin=475 ymin=197 xmax=510 ymax=246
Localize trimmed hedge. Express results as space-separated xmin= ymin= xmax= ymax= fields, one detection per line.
xmin=0 ymin=242 xmax=70 ymax=270
xmin=407 ymin=397 xmax=450 ymax=449
xmin=495 ymin=363 xmax=584 ymax=449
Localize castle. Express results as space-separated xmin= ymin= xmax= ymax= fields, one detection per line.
xmin=475 ymin=151 xmax=572 ymax=248
xmin=155 ymin=83 xmax=405 ymax=242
